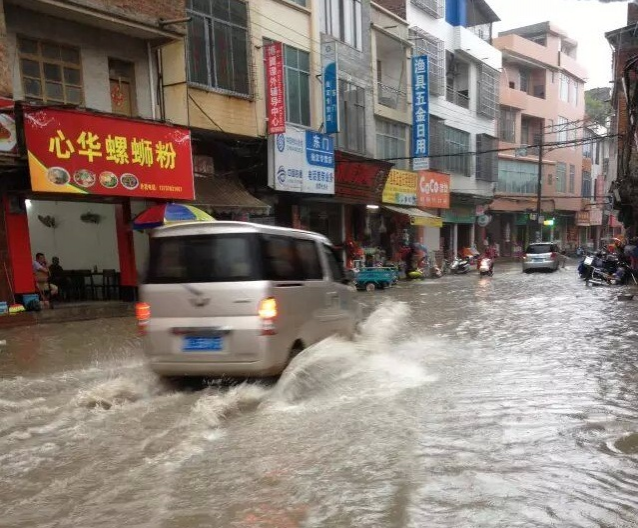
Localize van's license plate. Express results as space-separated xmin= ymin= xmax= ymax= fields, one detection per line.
xmin=183 ymin=336 xmax=223 ymax=352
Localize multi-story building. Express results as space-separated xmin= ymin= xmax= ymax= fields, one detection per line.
xmin=375 ymin=0 xmax=502 ymax=258
xmin=490 ymin=22 xmax=588 ymax=255
xmin=0 ymin=0 xmax=193 ymax=303
xmin=606 ymin=2 xmax=638 ymax=234
xmin=579 ymin=122 xmax=613 ymax=248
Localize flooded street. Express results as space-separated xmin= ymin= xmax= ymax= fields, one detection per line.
xmin=2 ymin=261 xmax=638 ymax=527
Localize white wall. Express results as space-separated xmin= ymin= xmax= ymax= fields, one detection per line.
xmin=405 ymin=3 xmax=501 ymax=202
xmin=27 ymin=200 xmax=120 ymax=271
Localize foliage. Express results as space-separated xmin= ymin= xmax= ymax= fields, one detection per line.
xmin=585 ymin=89 xmax=613 ymax=127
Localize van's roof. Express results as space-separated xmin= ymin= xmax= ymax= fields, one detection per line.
xmin=150 ymin=221 xmax=332 ymax=243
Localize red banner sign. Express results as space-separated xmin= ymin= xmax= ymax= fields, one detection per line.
xmin=23 ymin=107 xmax=194 ymax=199
xmin=335 ymin=151 xmax=391 ymax=202
xmin=417 ymin=170 xmax=450 ymax=209
xmin=265 ymin=42 xmax=286 ymax=135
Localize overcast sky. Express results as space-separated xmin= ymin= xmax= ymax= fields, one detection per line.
xmin=488 ymin=0 xmax=630 ymax=89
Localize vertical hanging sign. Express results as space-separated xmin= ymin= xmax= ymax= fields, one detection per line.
xmin=412 ymin=55 xmax=429 ymax=171
xmin=322 ymin=41 xmax=339 ymax=134
xmin=265 ymin=42 xmax=286 ymax=134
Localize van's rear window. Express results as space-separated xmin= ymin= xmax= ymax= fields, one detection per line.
xmin=146 ymin=234 xmax=261 ymax=283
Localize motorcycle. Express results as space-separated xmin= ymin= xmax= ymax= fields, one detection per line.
xmin=450 ymin=256 xmax=471 ymax=274
xmin=478 ymin=257 xmax=494 ymax=277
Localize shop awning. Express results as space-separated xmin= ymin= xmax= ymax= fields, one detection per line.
xmin=191 ymin=175 xmax=271 ymax=215
xmin=382 ymin=205 xmax=443 ymax=227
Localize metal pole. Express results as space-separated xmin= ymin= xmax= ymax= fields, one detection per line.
xmin=536 ymin=128 xmax=544 ymax=242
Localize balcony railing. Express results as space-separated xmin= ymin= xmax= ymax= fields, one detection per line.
xmin=377 ymin=82 xmax=407 ymax=112
xmin=446 ymin=86 xmax=470 ymax=109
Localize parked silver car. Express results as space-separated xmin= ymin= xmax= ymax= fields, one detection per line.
xmin=138 ymin=221 xmax=360 ymax=378
xmin=522 ymin=242 xmax=562 ymax=272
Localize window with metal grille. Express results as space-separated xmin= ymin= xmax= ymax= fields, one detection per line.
xmin=336 ymin=79 xmax=366 ymax=154
xmin=581 ymin=170 xmax=591 ymax=198
xmin=499 ymin=107 xmax=516 ymax=142
xmin=444 ymin=126 xmax=470 ymax=176
xmin=410 ymin=27 xmax=445 ymax=96
xmin=18 ymin=37 xmax=83 ymax=104
xmin=556 ymin=162 xmax=567 ymax=192
xmin=410 ymin=0 xmax=444 ymax=19
xmin=428 ymin=115 xmax=445 ymax=171
xmin=476 ymin=134 xmax=498 ymax=181
xmin=377 ymin=118 xmax=407 ymax=169
xmin=569 ymin=164 xmax=575 ymax=193
xmin=187 ymin=0 xmax=250 ymax=95
xmin=496 ymin=160 xmax=537 ymax=194
xmin=556 ymin=116 xmax=568 ymax=142
xmin=478 ymin=64 xmax=499 ymax=119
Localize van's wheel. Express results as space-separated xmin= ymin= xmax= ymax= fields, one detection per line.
xmin=365 ymin=282 xmax=376 ymax=292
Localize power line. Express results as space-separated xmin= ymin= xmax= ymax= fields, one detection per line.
xmin=335 ymin=133 xmax=623 ymax=163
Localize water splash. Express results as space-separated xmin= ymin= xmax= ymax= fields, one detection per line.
xmin=189 ymin=383 xmax=269 ymax=428
xmin=267 ymin=301 xmax=428 ymax=406
xmin=73 ymin=372 xmax=161 ymax=410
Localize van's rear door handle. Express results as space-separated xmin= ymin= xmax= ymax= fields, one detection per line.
xmin=275 ymin=282 xmax=303 ymax=287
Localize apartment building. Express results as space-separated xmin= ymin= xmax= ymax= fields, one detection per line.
xmin=490 ymin=22 xmax=588 ymax=255
xmin=606 ymin=2 xmax=638 ymax=233
xmin=375 ymin=0 xmax=502 ymax=257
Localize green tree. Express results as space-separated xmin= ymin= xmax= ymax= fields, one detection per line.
xmin=585 ymin=88 xmax=613 ymax=127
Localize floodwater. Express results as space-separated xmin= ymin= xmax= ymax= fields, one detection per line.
xmin=2 ymin=261 xmax=638 ymax=527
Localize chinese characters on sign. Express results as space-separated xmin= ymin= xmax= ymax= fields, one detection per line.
xmin=335 ymin=151 xmax=392 ymax=203
xmin=265 ymin=42 xmax=286 ymax=135
xmin=23 ymin=107 xmax=193 ymax=199
xmin=412 ymin=55 xmax=429 ymax=171
xmin=268 ymin=126 xmax=335 ymax=194
xmin=417 ymin=170 xmax=450 ymax=209
xmin=576 ymin=211 xmax=590 ymax=226
xmin=382 ymin=169 xmax=418 ymax=205
xmin=322 ymin=41 xmax=339 ymax=134
xmin=48 ymin=131 xmax=176 ymax=168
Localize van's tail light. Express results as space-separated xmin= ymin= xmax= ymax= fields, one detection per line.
xmin=136 ymin=302 xmax=150 ymax=335
xmin=258 ymin=297 xmax=277 ymax=335
xmin=550 ymin=252 xmax=557 ymax=259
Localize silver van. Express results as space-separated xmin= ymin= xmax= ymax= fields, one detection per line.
xmin=138 ymin=221 xmax=360 ymax=377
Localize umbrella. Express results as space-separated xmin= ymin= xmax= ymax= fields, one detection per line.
xmin=132 ymin=203 xmax=214 ymax=230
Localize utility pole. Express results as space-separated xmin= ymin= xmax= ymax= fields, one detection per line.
xmin=536 ymin=128 xmax=544 ymax=242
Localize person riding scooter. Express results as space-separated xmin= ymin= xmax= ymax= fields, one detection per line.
xmin=478 ymin=253 xmax=494 ymax=276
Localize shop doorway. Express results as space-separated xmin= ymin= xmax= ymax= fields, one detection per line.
xmin=25 ymin=198 xmax=149 ymax=302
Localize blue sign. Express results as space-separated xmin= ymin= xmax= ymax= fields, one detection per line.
xmin=269 ymin=126 xmax=335 ymax=194
xmin=412 ymin=55 xmax=429 ymax=166
xmin=322 ymin=42 xmax=339 ymax=134
xmin=306 ymin=131 xmax=334 ymax=168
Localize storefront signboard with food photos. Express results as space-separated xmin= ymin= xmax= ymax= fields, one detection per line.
xmin=23 ymin=107 xmax=194 ymax=199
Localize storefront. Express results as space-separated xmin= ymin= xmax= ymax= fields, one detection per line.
xmin=333 ymin=151 xmax=392 ymax=267
xmin=379 ymin=168 xmax=443 ymax=267
xmin=190 ymin=152 xmax=271 ymax=221
xmin=576 ymin=208 xmax=603 ymax=249
xmin=3 ymin=104 xmax=194 ymax=303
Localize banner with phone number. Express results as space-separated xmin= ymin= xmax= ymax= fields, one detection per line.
xmin=23 ymin=107 xmax=194 ymax=199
